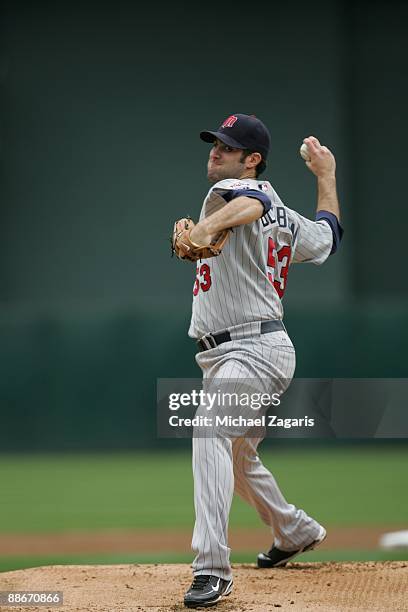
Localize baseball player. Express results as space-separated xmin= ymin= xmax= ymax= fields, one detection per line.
xmin=172 ymin=113 xmax=343 ymax=608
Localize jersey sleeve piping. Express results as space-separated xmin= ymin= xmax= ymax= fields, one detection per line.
xmin=219 ymin=189 xmax=272 ymax=215
xmin=315 ymin=210 xmax=344 ymax=254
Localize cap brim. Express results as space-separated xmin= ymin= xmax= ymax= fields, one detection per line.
xmin=199 ymin=130 xmax=247 ymax=150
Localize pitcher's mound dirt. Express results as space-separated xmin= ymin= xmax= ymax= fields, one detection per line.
xmin=0 ymin=562 xmax=407 ymax=612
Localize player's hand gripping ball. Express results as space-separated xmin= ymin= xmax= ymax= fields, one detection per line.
xmin=171 ymin=217 xmax=230 ymax=262
xmin=300 ymin=143 xmax=311 ymax=161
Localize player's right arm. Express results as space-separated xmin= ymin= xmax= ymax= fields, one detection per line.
xmin=189 ymin=195 xmax=264 ymax=247
xmin=189 ymin=180 xmax=270 ymax=249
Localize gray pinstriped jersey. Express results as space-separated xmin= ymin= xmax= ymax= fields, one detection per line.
xmin=188 ymin=178 xmax=333 ymax=339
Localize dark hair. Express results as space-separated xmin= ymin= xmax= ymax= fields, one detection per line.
xmin=240 ymin=149 xmax=266 ymax=177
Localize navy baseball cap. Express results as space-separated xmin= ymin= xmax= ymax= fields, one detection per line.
xmin=200 ymin=113 xmax=270 ymax=160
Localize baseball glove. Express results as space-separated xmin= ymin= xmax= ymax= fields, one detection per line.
xmin=171 ymin=217 xmax=231 ymax=262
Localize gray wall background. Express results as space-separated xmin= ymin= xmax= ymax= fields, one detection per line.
xmin=0 ymin=1 xmax=407 ymax=449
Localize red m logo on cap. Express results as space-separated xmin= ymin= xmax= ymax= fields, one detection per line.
xmin=222 ymin=115 xmax=238 ymax=128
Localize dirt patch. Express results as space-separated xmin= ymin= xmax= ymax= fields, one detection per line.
xmin=0 ymin=526 xmax=401 ymax=556
xmin=0 ymin=562 xmax=407 ymax=611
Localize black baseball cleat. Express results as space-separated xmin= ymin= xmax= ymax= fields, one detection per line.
xmin=184 ymin=574 xmax=233 ymax=608
xmin=257 ymin=525 xmax=327 ymax=568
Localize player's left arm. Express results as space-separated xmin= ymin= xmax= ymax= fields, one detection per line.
xmin=189 ymin=194 xmax=266 ymax=247
xmin=303 ymin=135 xmax=343 ymax=255
xmin=304 ymin=136 xmax=340 ymax=220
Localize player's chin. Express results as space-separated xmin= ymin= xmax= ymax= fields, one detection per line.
xmin=207 ymin=170 xmax=220 ymax=184
xmin=207 ymin=166 xmax=224 ymax=183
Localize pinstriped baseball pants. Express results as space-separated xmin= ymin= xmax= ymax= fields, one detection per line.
xmin=191 ymin=330 xmax=323 ymax=581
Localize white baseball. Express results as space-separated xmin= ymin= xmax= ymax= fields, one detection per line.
xmin=300 ymin=143 xmax=311 ymax=161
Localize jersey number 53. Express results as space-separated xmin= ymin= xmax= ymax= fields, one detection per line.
xmin=193 ymin=263 xmax=211 ymax=296
xmin=267 ymin=238 xmax=291 ymax=298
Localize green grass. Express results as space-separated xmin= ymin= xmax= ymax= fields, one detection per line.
xmin=1 ymin=448 xmax=407 ymax=573
xmin=0 ymin=549 xmax=406 ymax=574
xmin=0 ymin=448 xmax=407 ymax=532
xmin=233 ymin=446 xmax=408 ymax=527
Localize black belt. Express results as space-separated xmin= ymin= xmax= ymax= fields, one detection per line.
xmin=197 ymin=320 xmax=285 ymax=352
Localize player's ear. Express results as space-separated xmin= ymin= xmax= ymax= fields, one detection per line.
xmin=246 ymin=152 xmax=262 ymax=169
